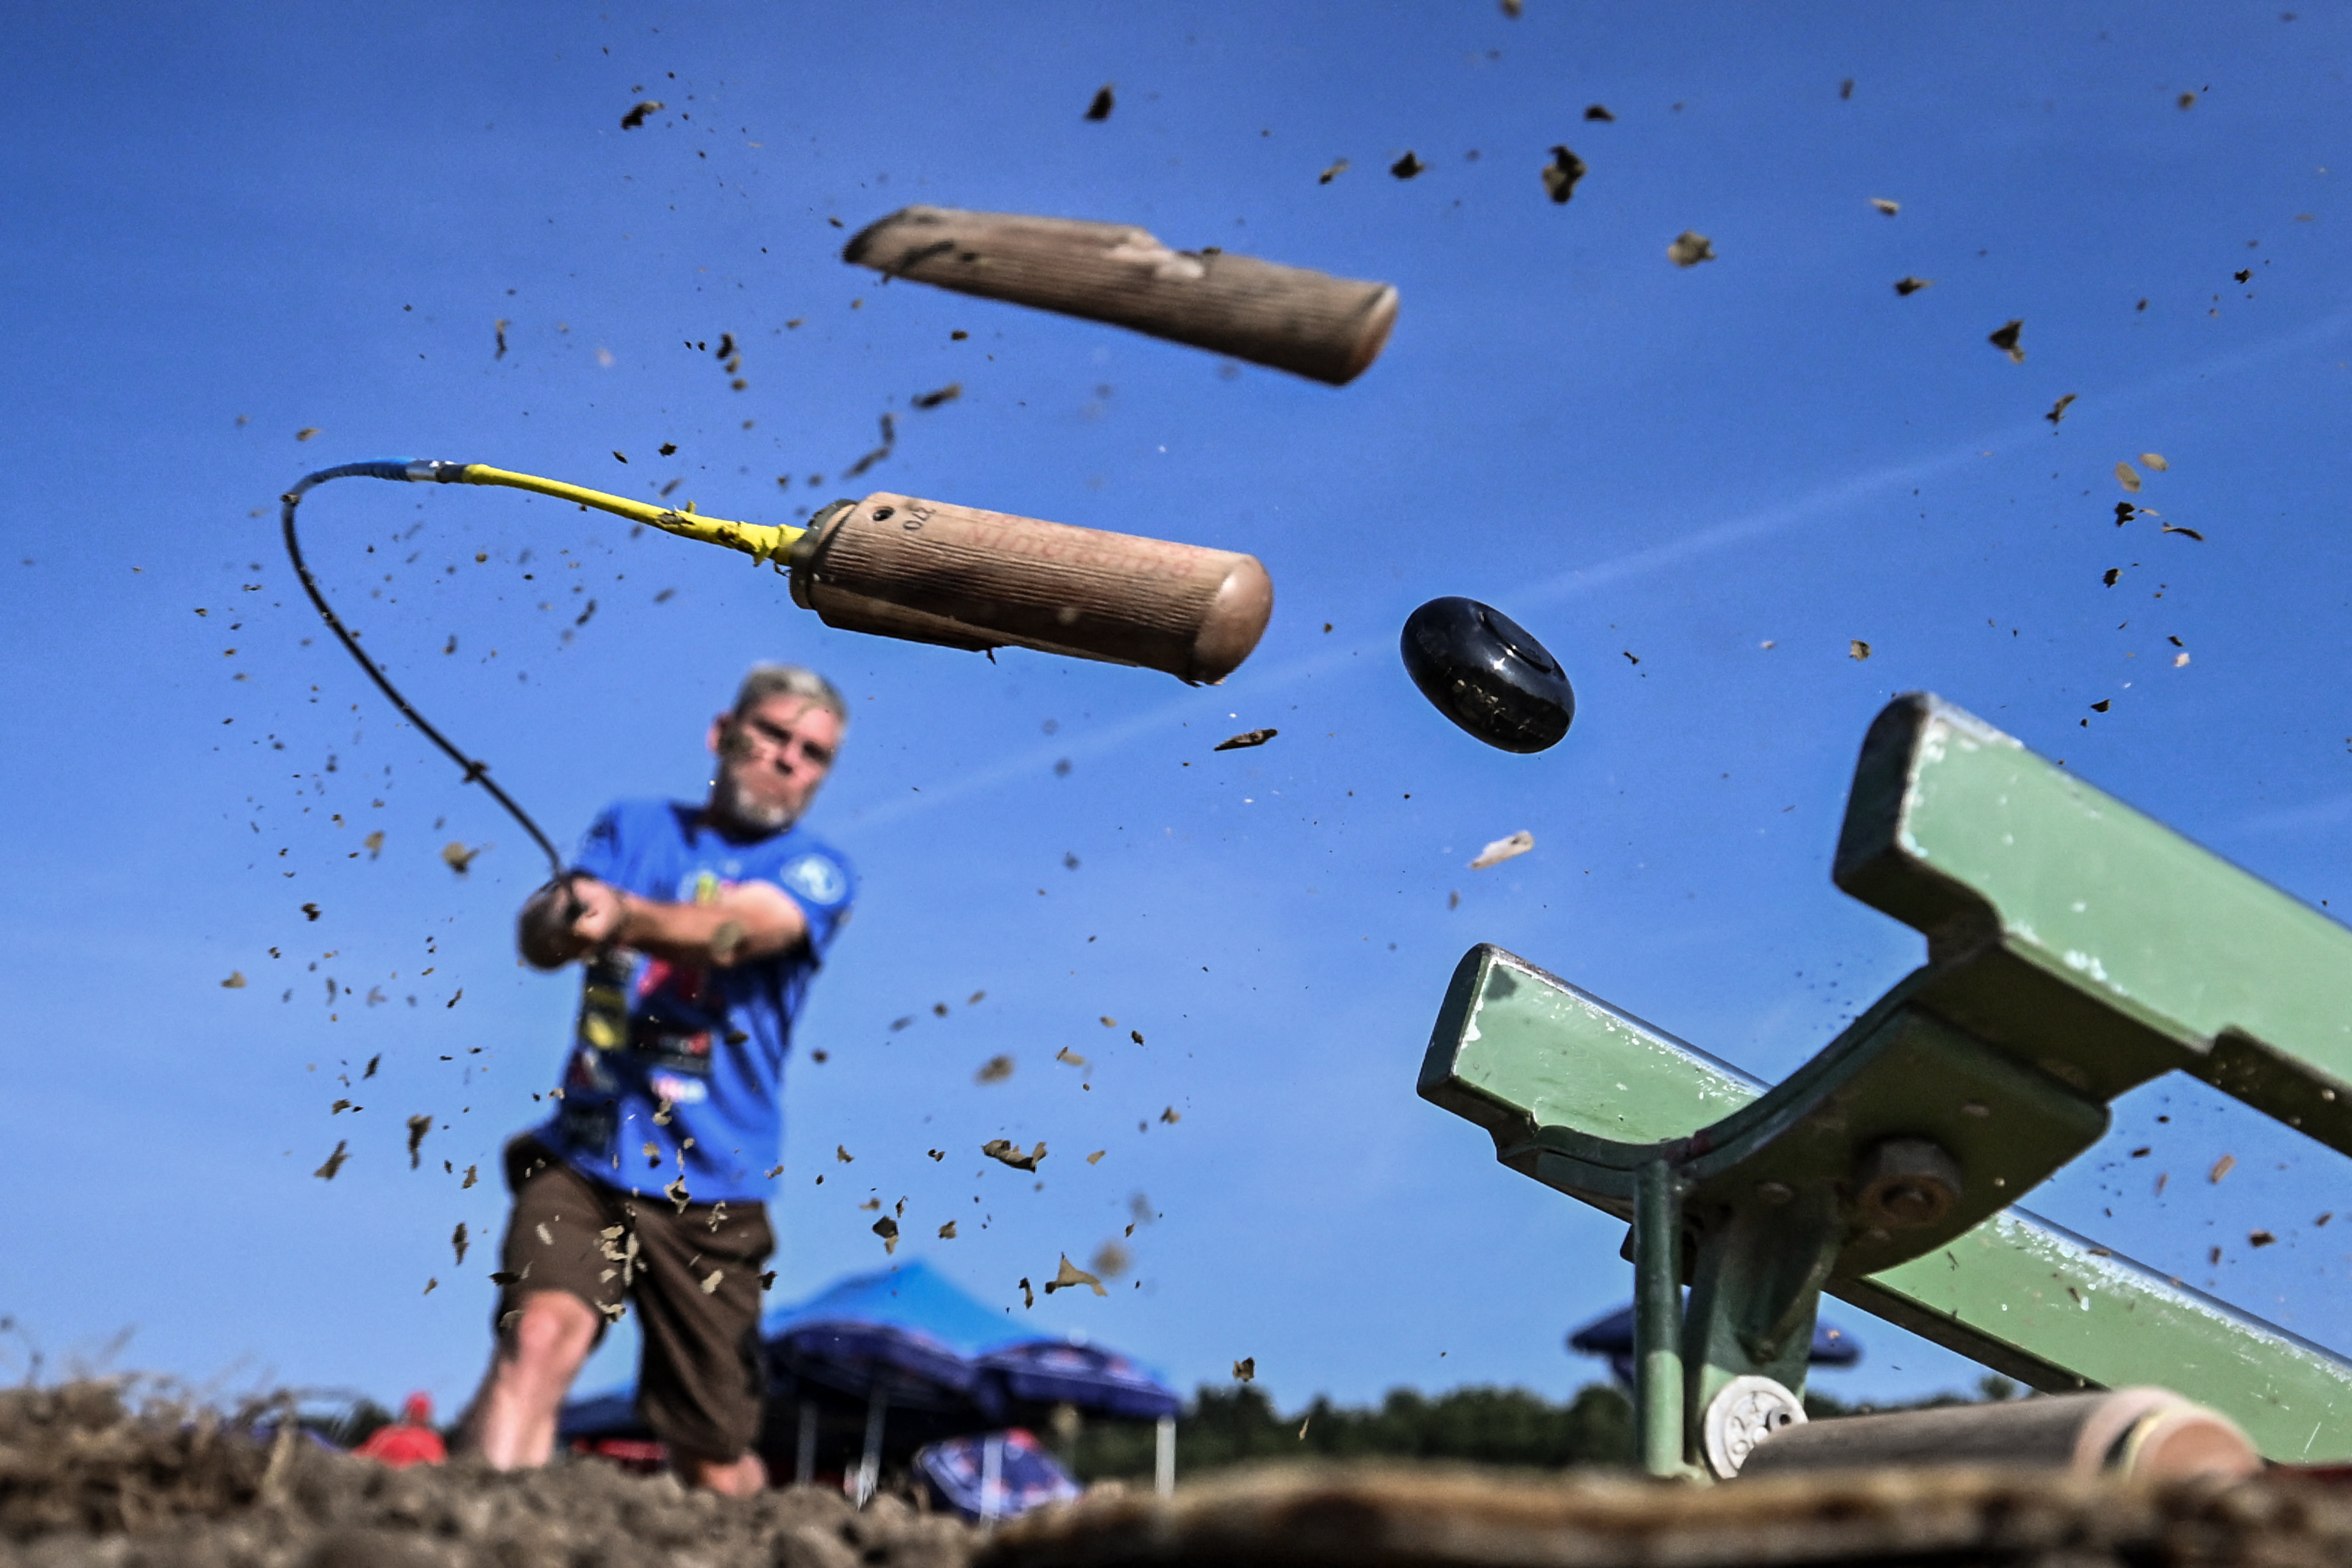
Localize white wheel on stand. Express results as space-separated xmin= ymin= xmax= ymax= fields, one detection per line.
xmin=1701 ymin=1375 xmax=1807 ymax=1478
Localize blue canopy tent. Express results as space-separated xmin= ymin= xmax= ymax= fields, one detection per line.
xmin=1566 ymin=1300 xmax=1861 ymax=1390
xmin=559 ymin=1259 xmax=1181 ymax=1501
xmin=978 ymin=1340 xmax=1182 ymax=1421
xmin=764 ymin=1258 xmax=1021 ymax=1500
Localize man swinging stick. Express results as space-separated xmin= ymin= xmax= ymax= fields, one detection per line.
xmin=459 ymin=664 xmax=856 ymax=1495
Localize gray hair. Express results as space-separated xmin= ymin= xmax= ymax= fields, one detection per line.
xmin=731 ymin=663 xmax=848 ymax=726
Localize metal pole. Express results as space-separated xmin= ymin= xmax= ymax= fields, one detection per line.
xmin=1635 ymin=1156 xmax=1686 ymax=1478
xmin=795 ymin=1401 xmax=816 ymax=1487
xmin=855 ymin=1385 xmax=887 ymax=1507
xmin=980 ymin=1432 xmax=1002 ymax=1528
xmin=1153 ymin=1414 xmax=1175 ymax=1496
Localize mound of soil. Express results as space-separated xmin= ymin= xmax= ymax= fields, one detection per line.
xmin=18 ymin=1382 xmax=2352 ymax=1568
xmin=0 ymin=1384 xmax=975 ymax=1568
xmin=984 ymin=1460 xmax=2352 ymax=1567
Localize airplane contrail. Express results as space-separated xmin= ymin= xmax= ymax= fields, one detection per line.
xmin=836 ymin=302 xmax=2352 ymax=843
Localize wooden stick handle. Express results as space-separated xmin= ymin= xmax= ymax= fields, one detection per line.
xmin=844 ymin=206 xmax=1398 ymax=385
xmin=1735 ymin=1388 xmax=2257 ymax=1480
xmin=790 ymin=493 xmax=1273 ymax=685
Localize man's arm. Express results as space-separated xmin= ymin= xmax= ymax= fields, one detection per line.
xmin=617 ymin=880 xmax=809 ymax=966
xmin=517 ymin=874 xmax=622 ymax=970
xmin=515 ymin=875 xmax=806 ymax=971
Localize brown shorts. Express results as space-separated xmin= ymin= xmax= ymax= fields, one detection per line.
xmin=496 ymin=1137 xmax=776 ymax=1460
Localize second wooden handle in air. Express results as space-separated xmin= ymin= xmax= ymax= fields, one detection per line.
xmin=844 ymin=207 xmax=1398 ymax=386
xmin=789 ymin=493 xmax=1274 ymax=687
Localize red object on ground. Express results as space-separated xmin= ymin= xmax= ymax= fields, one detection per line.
xmin=355 ymin=1393 xmax=447 ymax=1467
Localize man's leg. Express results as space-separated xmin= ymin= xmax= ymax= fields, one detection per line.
xmin=463 ymin=1289 xmax=601 ymax=1468
xmin=454 ymin=1143 xmax=621 ymax=1467
xmin=629 ymin=1197 xmax=779 ymax=1494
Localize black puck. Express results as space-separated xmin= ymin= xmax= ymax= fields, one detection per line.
xmin=1399 ymin=597 xmax=1574 ymax=753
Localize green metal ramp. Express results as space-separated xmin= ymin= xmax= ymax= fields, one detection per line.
xmin=1420 ymin=694 xmax=2352 ymax=1470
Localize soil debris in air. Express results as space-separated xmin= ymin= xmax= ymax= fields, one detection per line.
xmin=1469 ymin=832 xmax=1534 ymax=870
xmin=1667 ymin=231 xmax=1715 ymax=267
xmin=1043 ymin=1253 xmax=1107 ymax=1296
xmin=1542 ymin=147 xmax=1588 ymax=203
xmin=843 ymin=413 xmax=896 ymax=478
xmin=983 ymin=1138 xmax=1047 ymax=1171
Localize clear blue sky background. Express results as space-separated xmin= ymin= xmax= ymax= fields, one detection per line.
xmin=4 ymin=1 xmax=2349 ymax=1424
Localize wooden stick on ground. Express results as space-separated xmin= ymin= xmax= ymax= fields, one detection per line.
xmin=1736 ymin=1389 xmax=2259 ymax=1482
xmin=844 ymin=206 xmax=1398 ymax=385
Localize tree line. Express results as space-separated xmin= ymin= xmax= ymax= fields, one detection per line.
xmin=1064 ymin=1383 xmax=1637 ymax=1480
xmin=1059 ymin=1372 xmax=2019 ymax=1481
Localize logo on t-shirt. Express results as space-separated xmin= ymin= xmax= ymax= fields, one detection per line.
xmin=779 ymin=853 xmax=847 ymax=905
xmin=650 ymin=1072 xmax=710 ymax=1106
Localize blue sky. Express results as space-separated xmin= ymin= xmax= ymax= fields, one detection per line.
xmin=3 ymin=1 xmax=2349 ymax=1424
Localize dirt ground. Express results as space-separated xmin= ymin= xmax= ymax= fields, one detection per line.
xmin=981 ymin=1459 xmax=2352 ymax=1566
xmin=16 ymin=1382 xmax=2352 ymax=1568
xmin=0 ymin=1384 xmax=974 ymax=1568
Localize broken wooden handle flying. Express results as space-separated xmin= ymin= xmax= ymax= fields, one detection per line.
xmin=844 ymin=206 xmax=1399 ymax=385
xmin=791 ymin=493 xmax=1274 ymax=686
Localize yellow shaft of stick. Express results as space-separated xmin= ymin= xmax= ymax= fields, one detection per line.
xmin=455 ymin=464 xmax=803 ymax=567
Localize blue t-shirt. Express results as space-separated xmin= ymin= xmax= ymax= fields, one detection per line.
xmin=532 ymin=799 xmax=855 ymax=1204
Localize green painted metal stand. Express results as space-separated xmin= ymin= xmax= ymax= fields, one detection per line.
xmin=1420 ymin=694 xmax=2352 ymax=1476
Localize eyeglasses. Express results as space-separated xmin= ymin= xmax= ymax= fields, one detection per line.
xmin=731 ymin=714 xmax=835 ymax=770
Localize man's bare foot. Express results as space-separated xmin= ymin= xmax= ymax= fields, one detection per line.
xmin=676 ymin=1448 xmax=769 ymax=1496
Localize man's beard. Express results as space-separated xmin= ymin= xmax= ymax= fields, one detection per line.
xmin=712 ymin=769 xmax=798 ymax=833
